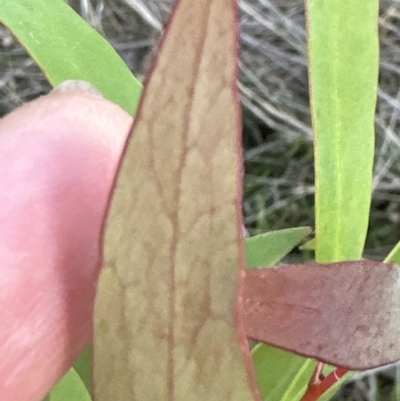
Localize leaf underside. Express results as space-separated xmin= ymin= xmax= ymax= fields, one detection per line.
xmin=93 ymin=0 xmax=259 ymax=400
xmin=245 ymin=260 xmax=400 ymax=370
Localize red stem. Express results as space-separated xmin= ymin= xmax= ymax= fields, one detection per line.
xmin=300 ymin=365 xmax=349 ymax=401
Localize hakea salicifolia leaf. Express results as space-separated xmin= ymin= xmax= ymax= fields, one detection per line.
xmin=94 ymin=0 xmax=260 ymax=399
xmin=244 ymin=260 xmax=400 ymax=370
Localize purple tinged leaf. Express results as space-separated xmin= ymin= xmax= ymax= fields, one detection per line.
xmin=244 ymin=260 xmax=400 ymax=369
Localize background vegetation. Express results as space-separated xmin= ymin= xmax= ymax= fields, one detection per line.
xmin=1 ymin=0 xmax=399 ymax=399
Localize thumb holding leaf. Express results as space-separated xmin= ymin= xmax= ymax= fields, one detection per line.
xmin=0 ymin=82 xmax=132 ymax=401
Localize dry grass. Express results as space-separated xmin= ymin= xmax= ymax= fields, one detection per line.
xmin=1 ymin=1 xmax=400 ymax=399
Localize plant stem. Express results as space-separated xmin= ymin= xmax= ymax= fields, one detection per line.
xmin=300 ymin=365 xmax=348 ymax=401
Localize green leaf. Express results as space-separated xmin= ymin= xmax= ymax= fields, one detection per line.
xmin=0 ymin=0 xmax=142 ymax=114
xmin=47 ymin=367 xmax=91 ymax=401
xmin=252 ymin=343 xmax=317 ymax=401
xmin=45 ymin=342 xmax=91 ymax=401
xmin=316 ymin=368 xmax=353 ymax=401
xmin=306 ymin=0 xmax=379 ymax=262
xmin=252 ymin=344 xmax=353 ymax=401
xmin=299 ymin=237 xmax=315 ymax=251
xmin=245 ymin=227 xmax=312 ymax=268
xmin=72 ymin=346 xmax=91 ymax=392
xmin=385 ymin=241 xmax=400 ymax=264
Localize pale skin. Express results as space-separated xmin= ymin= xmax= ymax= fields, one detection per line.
xmin=0 ymin=83 xmax=133 ymax=401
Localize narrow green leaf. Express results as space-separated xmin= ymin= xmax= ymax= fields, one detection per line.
xmin=252 ymin=344 xmax=353 ymax=401
xmin=252 ymin=344 xmax=354 ymax=401
xmin=252 ymin=343 xmax=354 ymax=401
xmin=316 ymin=368 xmax=353 ymax=401
xmin=43 ymin=336 xmax=92 ymax=401
xmin=306 ymin=0 xmax=379 ymax=261
xmin=385 ymin=241 xmax=400 ymax=264
xmin=252 ymin=343 xmax=317 ymax=401
xmin=47 ymin=368 xmax=91 ymax=401
xmin=245 ymin=227 xmax=312 ymax=268
xmin=72 ymin=346 xmax=91 ymax=392
xmin=0 ymin=0 xmax=142 ymax=114
xmin=299 ymin=237 xmax=315 ymax=251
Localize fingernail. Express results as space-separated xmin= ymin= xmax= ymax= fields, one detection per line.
xmin=53 ymin=80 xmax=102 ymax=95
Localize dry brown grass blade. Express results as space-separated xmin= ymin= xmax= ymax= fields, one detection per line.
xmin=93 ymin=0 xmax=259 ymax=399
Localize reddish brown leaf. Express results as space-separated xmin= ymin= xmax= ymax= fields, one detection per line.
xmin=244 ymin=260 xmax=400 ymax=369
xmin=93 ymin=0 xmax=259 ymax=399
